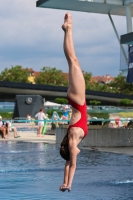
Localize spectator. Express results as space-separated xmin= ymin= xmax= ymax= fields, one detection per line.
xmin=52 ymin=111 xmax=60 ymax=127
xmin=87 ymin=114 xmax=90 ymax=125
xmin=115 ymin=117 xmax=120 ymax=127
xmin=26 ymin=114 xmax=31 ymax=123
xmin=52 ymin=111 xmax=60 ymax=120
xmin=115 ymin=118 xmax=124 ymax=128
xmin=42 ymin=114 xmax=49 ymax=135
xmin=5 ymin=121 xmax=21 ymax=138
xmin=68 ymin=110 xmax=72 ymax=121
xmin=35 ymin=108 xmax=46 ymax=137
xmin=109 ymin=121 xmax=115 ymax=128
xmin=60 ymin=105 xmax=72 ymax=121
xmin=0 ymin=116 xmax=7 ymax=139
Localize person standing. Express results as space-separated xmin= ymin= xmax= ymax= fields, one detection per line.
xmin=60 ymin=105 xmax=71 ymax=121
xmin=52 ymin=111 xmax=60 ymax=127
xmin=35 ymin=108 xmax=46 ymax=137
xmin=26 ymin=114 xmax=31 ymax=123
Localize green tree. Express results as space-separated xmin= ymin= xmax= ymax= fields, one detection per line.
xmin=0 ymin=112 xmax=13 ymax=119
xmin=89 ymin=112 xmax=109 ymax=119
xmin=109 ymin=73 xmax=133 ymax=95
xmin=83 ymin=71 xmax=92 ymax=85
xmin=0 ymin=65 xmax=30 ymax=83
xmin=89 ymin=100 xmax=101 ymax=106
xmin=92 ymin=82 xmax=111 ymax=92
xmin=54 ymin=98 xmax=68 ymax=104
xmin=82 ymin=71 xmax=112 ymax=92
xmin=119 ymin=98 xmax=132 ymax=107
xmin=35 ymin=67 xmax=68 ymax=86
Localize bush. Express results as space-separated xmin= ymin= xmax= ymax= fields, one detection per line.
xmin=88 ymin=112 xmax=109 ymax=119
xmin=54 ymin=98 xmax=68 ymax=104
xmin=46 ymin=110 xmax=109 ymax=119
xmin=119 ymin=112 xmax=133 ymax=118
xmin=119 ymin=98 xmax=132 ymax=106
xmin=0 ymin=112 xmax=13 ymax=119
xmin=89 ymin=100 xmax=101 ymax=106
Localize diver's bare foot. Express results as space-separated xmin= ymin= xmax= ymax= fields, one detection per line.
xmin=62 ymin=12 xmax=72 ymax=31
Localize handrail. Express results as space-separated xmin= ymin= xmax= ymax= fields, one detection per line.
xmin=2 ymin=118 xmax=133 ymax=123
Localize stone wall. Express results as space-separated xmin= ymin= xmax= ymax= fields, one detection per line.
xmin=56 ymin=126 xmax=133 ymax=147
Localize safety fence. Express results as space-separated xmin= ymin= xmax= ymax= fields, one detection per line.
xmin=2 ymin=118 xmax=133 ymax=134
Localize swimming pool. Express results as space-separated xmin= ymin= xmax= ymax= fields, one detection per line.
xmin=0 ymin=141 xmax=133 ymax=200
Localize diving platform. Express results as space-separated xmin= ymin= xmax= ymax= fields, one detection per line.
xmin=36 ymin=0 xmax=133 ymax=16
xmin=36 ymin=0 xmax=133 ymax=77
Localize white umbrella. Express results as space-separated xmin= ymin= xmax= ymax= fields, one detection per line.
xmin=44 ymin=101 xmax=61 ymax=107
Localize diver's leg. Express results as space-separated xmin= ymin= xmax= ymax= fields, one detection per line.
xmin=62 ymin=12 xmax=85 ymax=105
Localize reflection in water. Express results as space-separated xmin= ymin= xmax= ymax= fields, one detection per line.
xmin=0 ymin=141 xmax=133 ymax=200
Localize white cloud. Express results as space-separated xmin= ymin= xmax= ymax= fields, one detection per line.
xmin=0 ymin=0 xmax=131 ymax=76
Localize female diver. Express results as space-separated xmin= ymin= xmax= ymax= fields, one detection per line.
xmin=59 ymin=12 xmax=88 ymax=192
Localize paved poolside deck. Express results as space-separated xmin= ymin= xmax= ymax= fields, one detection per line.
xmin=0 ymin=131 xmax=56 ymax=144
xmin=0 ymin=131 xmax=133 ymax=155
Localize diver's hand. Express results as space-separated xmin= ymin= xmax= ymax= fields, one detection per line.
xmin=59 ymin=184 xmax=71 ymax=192
xmin=59 ymin=184 xmax=67 ymax=192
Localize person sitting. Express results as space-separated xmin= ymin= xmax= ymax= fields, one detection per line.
xmin=52 ymin=111 xmax=60 ymax=127
xmin=0 ymin=116 xmax=7 ymax=139
xmin=5 ymin=121 xmax=21 ymax=138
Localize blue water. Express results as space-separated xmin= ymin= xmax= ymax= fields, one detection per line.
xmin=0 ymin=142 xmax=133 ymax=200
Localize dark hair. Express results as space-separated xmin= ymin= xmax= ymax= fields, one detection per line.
xmin=60 ymin=134 xmax=70 ymax=161
xmin=40 ymin=108 xmax=44 ymax=112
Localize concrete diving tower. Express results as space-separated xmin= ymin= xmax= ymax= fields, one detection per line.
xmin=36 ymin=0 xmax=133 ymax=76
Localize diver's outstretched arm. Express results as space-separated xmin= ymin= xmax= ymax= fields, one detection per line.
xmin=59 ymin=161 xmax=70 ymax=191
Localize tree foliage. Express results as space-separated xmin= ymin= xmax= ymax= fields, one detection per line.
xmin=82 ymin=71 xmax=112 ymax=92
xmin=89 ymin=112 xmax=109 ymax=119
xmin=109 ymin=73 xmax=133 ymax=95
xmin=0 ymin=65 xmax=30 ymax=83
xmin=0 ymin=112 xmax=13 ymax=119
xmin=83 ymin=71 xmax=92 ymax=85
xmin=89 ymin=100 xmax=101 ymax=106
xmin=54 ymin=98 xmax=68 ymax=104
xmin=35 ymin=67 xmax=68 ymax=86
xmin=119 ymin=98 xmax=132 ymax=106
xmin=83 ymin=71 xmax=97 ymax=90
xmin=1 ymin=65 xmax=133 ymax=98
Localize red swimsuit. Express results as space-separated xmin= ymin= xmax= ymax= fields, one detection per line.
xmin=67 ymin=96 xmax=88 ymax=138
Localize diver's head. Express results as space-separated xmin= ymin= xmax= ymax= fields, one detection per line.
xmin=60 ymin=135 xmax=70 ymax=161
xmin=60 ymin=143 xmax=70 ymax=161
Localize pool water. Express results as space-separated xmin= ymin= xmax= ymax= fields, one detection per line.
xmin=0 ymin=141 xmax=133 ymax=200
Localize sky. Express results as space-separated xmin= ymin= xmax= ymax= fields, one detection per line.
xmin=0 ymin=0 xmax=132 ymax=77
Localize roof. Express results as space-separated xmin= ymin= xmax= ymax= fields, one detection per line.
xmin=27 ymin=68 xmax=114 ymax=84
xmin=33 ymin=72 xmax=40 ymax=77
xmin=36 ymin=0 xmax=133 ymax=17
xmin=92 ymin=75 xmax=114 ymax=84
xmin=0 ymin=81 xmax=133 ymax=104
xmin=44 ymin=101 xmax=61 ymax=106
